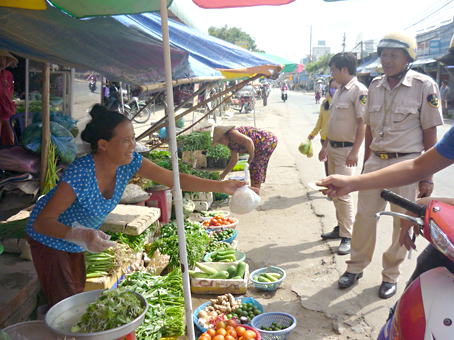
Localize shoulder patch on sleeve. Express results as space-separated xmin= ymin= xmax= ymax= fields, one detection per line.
xmin=359 ymin=95 xmax=367 ymax=105
xmin=427 ymin=93 xmax=440 ymax=108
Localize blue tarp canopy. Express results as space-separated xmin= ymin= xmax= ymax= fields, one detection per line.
xmin=0 ymin=6 xmax=188 ymax=86
xmin=117 ymin=13 xmax=281 ymax=71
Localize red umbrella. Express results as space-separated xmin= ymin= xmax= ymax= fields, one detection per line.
xmin=192 ymin=0 xmax=295 ymax=9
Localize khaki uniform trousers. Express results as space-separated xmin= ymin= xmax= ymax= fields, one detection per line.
xmin=327 ymin=144 xmax=355 ymax=238
xmin=346 ymin=153 xmax=418 ymax=283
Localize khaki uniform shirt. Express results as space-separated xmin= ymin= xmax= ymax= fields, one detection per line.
xmin=364 ymin=70 xmax=443 ymax=153
xmin=327 ymin=77 xmax=368 ymax=143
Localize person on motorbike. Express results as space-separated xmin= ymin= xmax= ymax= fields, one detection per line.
xmin=281 ymin=82 xmax=288 ymax=91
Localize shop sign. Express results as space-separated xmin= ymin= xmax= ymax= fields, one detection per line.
xmin=417 ymin=41 xmax=430 ymax=57
xmin=235 ymin=41 xmax=247 ymax=49
xmin=429 ymin=40 xmax=440 ymax=55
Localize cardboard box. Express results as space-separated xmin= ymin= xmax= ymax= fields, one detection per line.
xmin=190 ymin=262 xmax=248 ymax=295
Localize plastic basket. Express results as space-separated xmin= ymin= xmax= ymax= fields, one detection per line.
xmin=251 ymin=312 xmax=296 ymax=340
xmin=250 ymin=267 xmax=286 ymax=291
xmin=204 ymin=250 xmax=245 ymax=263
xmin=206 ymin=228 xmax=238 ymax=244
xmin=193 ymin=297 xmax=263 ymax=333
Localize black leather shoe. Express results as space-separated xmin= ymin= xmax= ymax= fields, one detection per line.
xmin=338 ymin=271 xmax=363 ymax=289
xmin=338 ymin=237 xmax=351 ymax=255
xmin=379 ymin=282 xmax=397 ymax=299
xmin=321 ymin=226 xmax=341 ymax=240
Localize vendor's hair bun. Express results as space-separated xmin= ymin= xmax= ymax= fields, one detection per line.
xmin=81 ymin=104 xmax=128 ymax=152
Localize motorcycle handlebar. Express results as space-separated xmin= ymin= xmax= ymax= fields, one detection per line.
xmin=380 ymin=189 xmax=426 ymax=217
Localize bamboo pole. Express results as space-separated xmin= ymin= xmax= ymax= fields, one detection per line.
xmin=39 ymin=63 xmax=50 ymax=193
xmin=136 ymin=74 xmax=261 ymax=141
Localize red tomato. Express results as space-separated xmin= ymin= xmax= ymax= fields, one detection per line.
xmin=213 ymin=336 xmax=225 ymax=340
xmin=199 ymin=335 xmax=211 ymax=340
xmin=216 ymin=328 xmax=227 ymax=337
xmin=225 ymin=336 xmax=235 ymax=340
xmin=216 ymin=321 xmax=226 ymax=330
xmin=226 ymin=319 xmax=237 ymax=328
xmin=235 ymin=326 xmax=246 ymax=337
xmin=227 ymin=329 xmax=237 ymax=338
xmin=243 ymin=330 xmax=256 ymax=339
xmin=207 ymin=328 xmax=216 ymax=338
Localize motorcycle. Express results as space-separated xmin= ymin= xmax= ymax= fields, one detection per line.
xmin=281 ymin=89 xmax=288 ymax=102
xmin=376 ymin=189 xmax=454 ymax=340
xmin=240 ymin=94 xmax=255 ymax=113
xmin=125 ymin=89 xmax=151 ymax=124
xmin=88 ymin=78 xmax=97 ymax=93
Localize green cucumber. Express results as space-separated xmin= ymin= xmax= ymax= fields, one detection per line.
xmin=195 ymin=262 xmax=218 ymax=276
xmin=226 ymin=265 xmax=237 ymax=279
xmin=268 ymin=273 xmax=282 ymax=279
xmin=217 ymin=249 xmax=236 ymax=256
xmin=234 ymin=261 xmax=246 ymax=278
xmin=231 ymin=275 xmax=242 ymax=279
xmin=215 ymin=254 xmax=237 ymax=262
xmin=263 ymin=273 xmax=277 ymax=282
xmin=253 ymin=275 xmax=259 ymax=281
xmin=188 ymin=270 xmax=210 ymax=278
xmin=258 ymin=275 xmax=271 ymax=283
xmin=210 ymin=271 xmax=230 ymax=279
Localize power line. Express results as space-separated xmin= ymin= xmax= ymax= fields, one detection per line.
xmin=404 ymin=0 xmax=454 ymax=30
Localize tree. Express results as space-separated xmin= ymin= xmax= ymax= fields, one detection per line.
xmin=305 ymin=53 xmax=333 ymax=75
xmin=208 ymin=25 xmax=265 ymax=53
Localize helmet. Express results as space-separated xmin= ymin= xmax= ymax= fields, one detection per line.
xmin=377 ymin=31 xmax=417 ymax=61
xmin=435 ymin=35 xmax=454 ymax=66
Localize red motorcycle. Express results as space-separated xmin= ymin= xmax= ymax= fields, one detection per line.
xmin=377 ymin=189 xmax=454 ymax=340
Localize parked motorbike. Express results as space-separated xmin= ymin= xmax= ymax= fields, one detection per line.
xmin=281 ymin=89 xmax=288 ymax=102
xmin=240 ymin=94 xmax=255 ymax=113
xmin=376 ymin=189 xmax=454 ymax=340
xmin=126 ymin=89 xmax=151 ymax=124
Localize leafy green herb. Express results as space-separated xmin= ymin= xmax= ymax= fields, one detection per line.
xmin=181 ymin=131 xmax=211 ymax=151
xmin=71 ymin=288 xmax=144 ymax=333
xmin=119 ymin=269 xmax=185 ymax=340
xmin=206 ymin=144 xmax=230 ymax=161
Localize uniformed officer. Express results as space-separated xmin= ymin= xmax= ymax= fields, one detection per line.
xmin=319 ymin=52 xmax=368 ymax=255
xmin=337 ymin=31 xmax=443 ymax=299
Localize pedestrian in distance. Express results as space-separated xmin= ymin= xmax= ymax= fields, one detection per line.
xmin=440 ymin=80 xmax=450 ymax=118
xmin=213 ymin=125 xmax=278 ymax=190
xmin=315 ymin=82 xmax=322 ymax=104
xmin=318 ymin=52 xmax=368 ymax=256
xmin=25 ymin=104 xmax=257 ymax=310
xmin=308 ymin=78 xmax=339 ymax=176
xmin=0 ymin=50 xmax=18 ymax=146
xmin=326 ymin=31 xmax=443 ymax=299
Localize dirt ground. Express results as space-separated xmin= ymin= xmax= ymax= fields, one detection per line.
xmin=191 ymin=96 xmax=380 ymax=340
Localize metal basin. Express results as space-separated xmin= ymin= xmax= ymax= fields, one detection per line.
xmin=45 ymin=289 xmax=148 ymax=340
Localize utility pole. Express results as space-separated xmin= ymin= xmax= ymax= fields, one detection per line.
xmin=310 ymin=25 xmax=312 ymax=62
xmin=342 ymin=32 xmax=346 ymax=52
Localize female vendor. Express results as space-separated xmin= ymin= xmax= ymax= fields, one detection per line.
xmin=25 ymin=105 xmax=256 ymax=309
xmin=212 ymin=125 xmax=278 ymax=189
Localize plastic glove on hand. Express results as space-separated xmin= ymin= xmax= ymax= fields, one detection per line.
xmin=65 ymin=223 xmax=116 ymax=253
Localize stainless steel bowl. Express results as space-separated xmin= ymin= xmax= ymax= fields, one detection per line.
xmin=44 ymin=289 xmax=148 ymax=340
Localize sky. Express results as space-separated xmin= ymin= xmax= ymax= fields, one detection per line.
xmin=180 ymin=0 xmax=454 ymax=63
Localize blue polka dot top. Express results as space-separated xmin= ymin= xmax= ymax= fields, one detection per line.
xmin=26 ymin=151 xmax=143 ymax=253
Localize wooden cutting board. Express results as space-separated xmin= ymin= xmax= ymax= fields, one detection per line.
xmin=99 ymin=204 xmax=160 ymax=236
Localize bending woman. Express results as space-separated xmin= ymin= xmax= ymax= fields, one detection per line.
xmin=25 ymin=105 xmax=255 ymax=309
xmin=212 ymin=125 xmax=278 ymax=189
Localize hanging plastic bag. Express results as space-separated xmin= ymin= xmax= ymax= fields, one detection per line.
xmin=22 ymin=122 xmax=77 ymax=164
xmin=298 ymin=137 xmax=311 ymax=155
xmin=229 ymin=185 xmax=261 ymax=215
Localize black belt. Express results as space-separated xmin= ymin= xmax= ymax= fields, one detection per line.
xmin=373 ymin=151 xmax=416 ymax=160
xmin=330 ymin=141 xmax=354 ymax=148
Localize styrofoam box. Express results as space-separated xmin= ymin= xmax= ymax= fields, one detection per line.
xmin=190 ymin=262 xmax=249 ymax=295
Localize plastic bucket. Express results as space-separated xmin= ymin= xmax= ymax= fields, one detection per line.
xmin=2 ymin=320 xmax=54 ymax=340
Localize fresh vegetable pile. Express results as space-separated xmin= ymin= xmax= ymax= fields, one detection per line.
xmin=230 ymin=301 xmax=262 ymax=324
xmin=252 ymin=272 xmax=282 ymax=283
xmin=206 ymin=144 xmax=230 ymax=161
xmin=205 ymin=241 xmax=230 ymax=254
xmin=260 ymin=321 xmax=293 ymax=331
xmin=190 ymin=261 xmax=246 ymax=280
xmin=206 ymin=248 xmax=239 ymax=263
xmin=107 ymin=226 xmax=155 ymax=253
xmin=71 ymin=288 xmax=144 ymax=333
xmin=208 ymin=228 xmax=236 ymax=242
xmin=145 ymin=221 xmax=210 ymax=271
xmin=198 ymin=320 xmax=258 ymax=340
xmin=200 ymin=211 xmax=228 ymax=218
xmin=119 ymin=269 xmax=184 ymax=340
xmin=202 ymin=216 xmax=236 ymax=228
xmin=0 ymin=218 xmax=28 ymax=239
xmin=85 ymin=243 xmax=135 ymax=278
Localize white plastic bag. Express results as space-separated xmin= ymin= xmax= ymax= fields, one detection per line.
xmin=229 ymin=185 xmax=261 ymax=215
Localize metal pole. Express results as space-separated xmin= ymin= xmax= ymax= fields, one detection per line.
xmin=40 ymin=63 xmax=50 ymax=193
xmin=70 ymin=68 xmax=75 ymax=116
xmin=25 ymin=59 xmax=29 ymax=127
xmin=159 ymin=1 xmax=195 ymax=339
